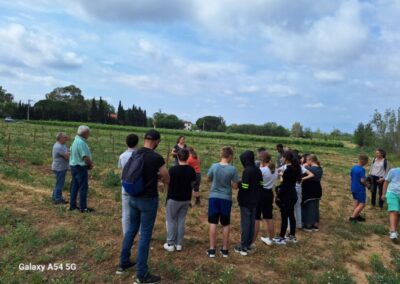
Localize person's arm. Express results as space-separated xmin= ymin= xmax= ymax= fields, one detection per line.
xmin=158 ymin=165 xmax=170 ymax=185
xmin=301 ymin=169 xmax=315 ymax=182
xmin=381 ymin=181 xmax=389 ymax=201
xmin=232 ymin=168 xmax=240 ymax=190
xmin=61 ymin=152 xmax=70 ymax=160
xmin=83 ymin=156 xmax=93 ymax=169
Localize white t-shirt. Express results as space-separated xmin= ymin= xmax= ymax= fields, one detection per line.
xmin=118 ymin=149 xmax=135 ymax=193
xmin=260 ymin=166 xmax=279 ymax=189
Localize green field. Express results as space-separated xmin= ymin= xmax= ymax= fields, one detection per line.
xmin=1 ymin=121 xmax=400 ymax=284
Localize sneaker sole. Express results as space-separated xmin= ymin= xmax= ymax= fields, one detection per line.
xmin=134 ymin=280 xmax=160 ymax=284
xmin=261 ymin=240 xmax=273 ymax=246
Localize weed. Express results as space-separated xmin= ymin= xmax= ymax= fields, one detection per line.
xmin=102 ymin=170 xmax=120 ymax=187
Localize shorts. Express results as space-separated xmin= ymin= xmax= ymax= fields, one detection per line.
xmin=256 ymin=190 xmax=274 ymax=220
xmin=208 ymin=198 xmax=232 ymax=226
xmin=386 ymin=192 xmax=400 ymax=212
xmin=352 ymin=191 xmax=366 ymax=204
xmin=192 ymin=173 xmax=201 ymax=192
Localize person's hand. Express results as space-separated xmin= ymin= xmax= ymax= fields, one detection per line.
xmin=378 ymin=178 xmax=385 ymax=183
xmin=88 ymin=164 xmax=94 ymax=170
xmin=381 ymin=195 xmax=386 ymax=201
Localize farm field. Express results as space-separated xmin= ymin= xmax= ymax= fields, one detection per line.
xmin=1 ymin=121 xmax=400 ymax=284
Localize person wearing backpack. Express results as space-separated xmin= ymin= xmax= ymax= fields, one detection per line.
xmin=369 ymin=149 xmax=390 ymax=209
xmin=117 ymin=129 xmax=170 ymax=284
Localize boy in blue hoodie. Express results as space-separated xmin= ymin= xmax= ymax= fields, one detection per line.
xmin=234 ymin=150 xmax=263 ymax=256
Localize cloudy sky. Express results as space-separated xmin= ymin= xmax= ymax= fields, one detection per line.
xmin=0 ymin=0 xmax=399 ymax=132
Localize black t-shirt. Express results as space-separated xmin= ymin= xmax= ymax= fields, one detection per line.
xmin=307 ymin=166 xmax=323 ymax=182
xmin=173 ymin=144 xmax=187 ymax=164
xmin=136 ymin=147 xmax=165 ymax=198
xmin=167 ymin=165 xmax=196 ymax=201
xmin=278 ymin=165 xmax=301 ymax=200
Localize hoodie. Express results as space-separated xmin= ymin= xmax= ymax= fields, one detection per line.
xmin=237 ymin=150 xmax=263 ymax=208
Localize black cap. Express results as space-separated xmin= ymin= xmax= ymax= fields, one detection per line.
xmin=144 ymin=129 xmax=161 ymax=140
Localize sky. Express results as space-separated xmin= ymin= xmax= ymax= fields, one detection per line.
xmin=0 ymin=0 xmax=399 ymax=132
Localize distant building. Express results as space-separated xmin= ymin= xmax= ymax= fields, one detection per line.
xmin=109 ymin=113 xmax=118 ymax=120
xmin=184 ymin=121 xmax=193 ymax=131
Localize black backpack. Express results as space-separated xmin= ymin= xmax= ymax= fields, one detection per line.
xmin=121 ymin=152 xmax=145 ymax=196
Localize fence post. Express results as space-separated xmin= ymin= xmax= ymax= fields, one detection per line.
xmin=7 ymin=133 xmax=11 ymax=159
xmin=112 ymin=134 xmax=115 ymax=154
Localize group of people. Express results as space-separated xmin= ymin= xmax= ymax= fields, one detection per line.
xmin=349 ymin=149 xmax=400 ymax=242
xmin=50 ymin=126 xmax=399 ymax=284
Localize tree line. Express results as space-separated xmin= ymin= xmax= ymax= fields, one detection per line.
xmin=354 ymin=108 xmax=400 ymax=153
xmin=1 ymin=85 xmax=353 ymax=140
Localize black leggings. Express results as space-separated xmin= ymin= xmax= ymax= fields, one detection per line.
xmin=279 ymin=199 xmax=297 ymax=238
xmin=371 ymin=176 xmax=384 ymax=208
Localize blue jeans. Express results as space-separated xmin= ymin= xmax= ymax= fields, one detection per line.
xmin=70 ymin=166 xmax=88 ymax=209
xmin=52 ymin=170 xmax=67 ymax=202
xmin=240 ymin=206 xmax=256 ymax=249
xmin=120 ymin=197 xmax=158 ymax=279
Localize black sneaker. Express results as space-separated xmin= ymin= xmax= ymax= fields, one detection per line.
xmin=303 ymin=226 xmax=313 ymax=232
xmin=311 ymin=225 xmax=319 ymax=232
xmin=357 ymin=215 xmax=366 ymax=222
xmin=54 ymin=199 xmax=69 ymax=205
xmin=69 ymin=207 xmax=79 ymax=211
xmin=349 ymin=217 xmax=357 ymax=223
xmin=80 ymin=208 xmax=94 ymax=213
xmin=220 ymin=249 xmax=229 ymax=258
xmin=116 ymin=262 xmax=136 ymax=275
xmin=134 ymin=272 xmax=161 ymax=284
xmin=234 ymin=245 xmax=248 ymax=256
xmin=207 ymin=249 xmax=216 ymax=258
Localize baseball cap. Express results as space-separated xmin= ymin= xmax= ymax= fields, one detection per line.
xmin=144 ymin=129 xmax=161 ymax=140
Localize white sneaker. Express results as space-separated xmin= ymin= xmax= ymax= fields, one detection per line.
xmin=390 ymin=231 xmax=398 ymax=240
xmin=163 ymin=243 xmax=175 ymax=252
xmin=273 ymin=237 xmax=286 ymax=245
xmin=261 ymin=237 xmax=273 ymax=246
xmin=249 ymin=243 xmax=256 ymax=249
xmin=175 ymin=245 xmax=182 ymax=251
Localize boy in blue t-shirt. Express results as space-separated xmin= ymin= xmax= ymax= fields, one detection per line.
xmin=207 ymin=146 xmax=239 ymax=258
xmin=382 ymin=167 xmax=400 ymax=241
xmin=349 ymin=154 xmax=369 ymax=223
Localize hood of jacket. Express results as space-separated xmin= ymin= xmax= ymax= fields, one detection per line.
xmin=240 ymin=150 xmax=255 ymax=168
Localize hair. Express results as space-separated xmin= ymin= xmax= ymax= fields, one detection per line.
xmin=376 ymin=148 xmax=387 ymax=159
xmin=308 ymin=154 xmax=321 ymax=166
xmin=77 ymin=125 xmax=90 ymax=135
xmin=268 ymin=162 xmax=276 ymax=174
xmin=126 ymin=134 xmax=139 ymax=148
xmin=283 ymin=150 xmax=302 ymax=179
xmin=56 ymin=132 xmax=67 ymax=141
xmin=259 ymin=151 xmax=272 ymax=164
xmin=302 ymin=153 xmax=310 ymax=164
xmin=359 ymin=154 xmax=369 ymax=164
xmin=221 ymin=146 xmax=234 ymax=159
xmin=276 ymin=143 xmax=284 ymax=149
xmin=177 ymin=148 xmax=190 ymax=162
xmin=257 ymin=147 xmax=267 ymax=153
xmin=176 ymin=135 xmax=185 ymax=144
xmin=188 ymin=146 xmax=198 ymax=159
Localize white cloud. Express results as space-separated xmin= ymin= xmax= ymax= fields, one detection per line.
xmin=265 ymin=84 xmax=297 ymax=97
xmin=305 ymin=102 xmax=324 ymax=109
xmin=313 ymin=70 xmax=344 ymax=84
xmin=0 ymin=23 xmax=83 ymax=69
xmin=263 ymin=0 xmax=368 ymax=67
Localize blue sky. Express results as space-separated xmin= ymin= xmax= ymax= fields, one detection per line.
xmin=0 ymin=0 xmax=399 ymax=132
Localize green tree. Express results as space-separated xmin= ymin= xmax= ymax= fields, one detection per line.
xmin=291 ymin=122 xmax=304 ymax=138
xmin=196 ymin=116 xmax=226 ymax=132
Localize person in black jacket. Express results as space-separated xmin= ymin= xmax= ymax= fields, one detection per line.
xmin=234 ymin=150 xmax=263 ymax=256
xmin=275 ymin=151 xmax=302 ymax=245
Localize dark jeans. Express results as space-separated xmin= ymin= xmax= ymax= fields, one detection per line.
xmin=120 ymin=197 xmax=158 ymax=279
xmin=371 ymin=176 xmax=384 ymax=208
xmin=279 ymin=199 xmax=297 ymax=238
xmin=70 ymin=166 xmax=88 ymax=209
xmin=240 ymin=206 xmax=256 ymax=249
xmin=52 ymin=170 xmax=67 ymax=202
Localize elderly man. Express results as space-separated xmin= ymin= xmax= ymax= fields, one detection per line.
xmin=51 ymin=132 xmax=70 ymax=204
xmin=69 ymin=125 xmax=94 ymax=213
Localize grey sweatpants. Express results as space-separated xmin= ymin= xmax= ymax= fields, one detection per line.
xmin=166 ymin=199 xmax=190 ymax=246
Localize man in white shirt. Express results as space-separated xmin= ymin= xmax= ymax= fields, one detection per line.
xmin=118 ymin=134 xmax=139 ymax=235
